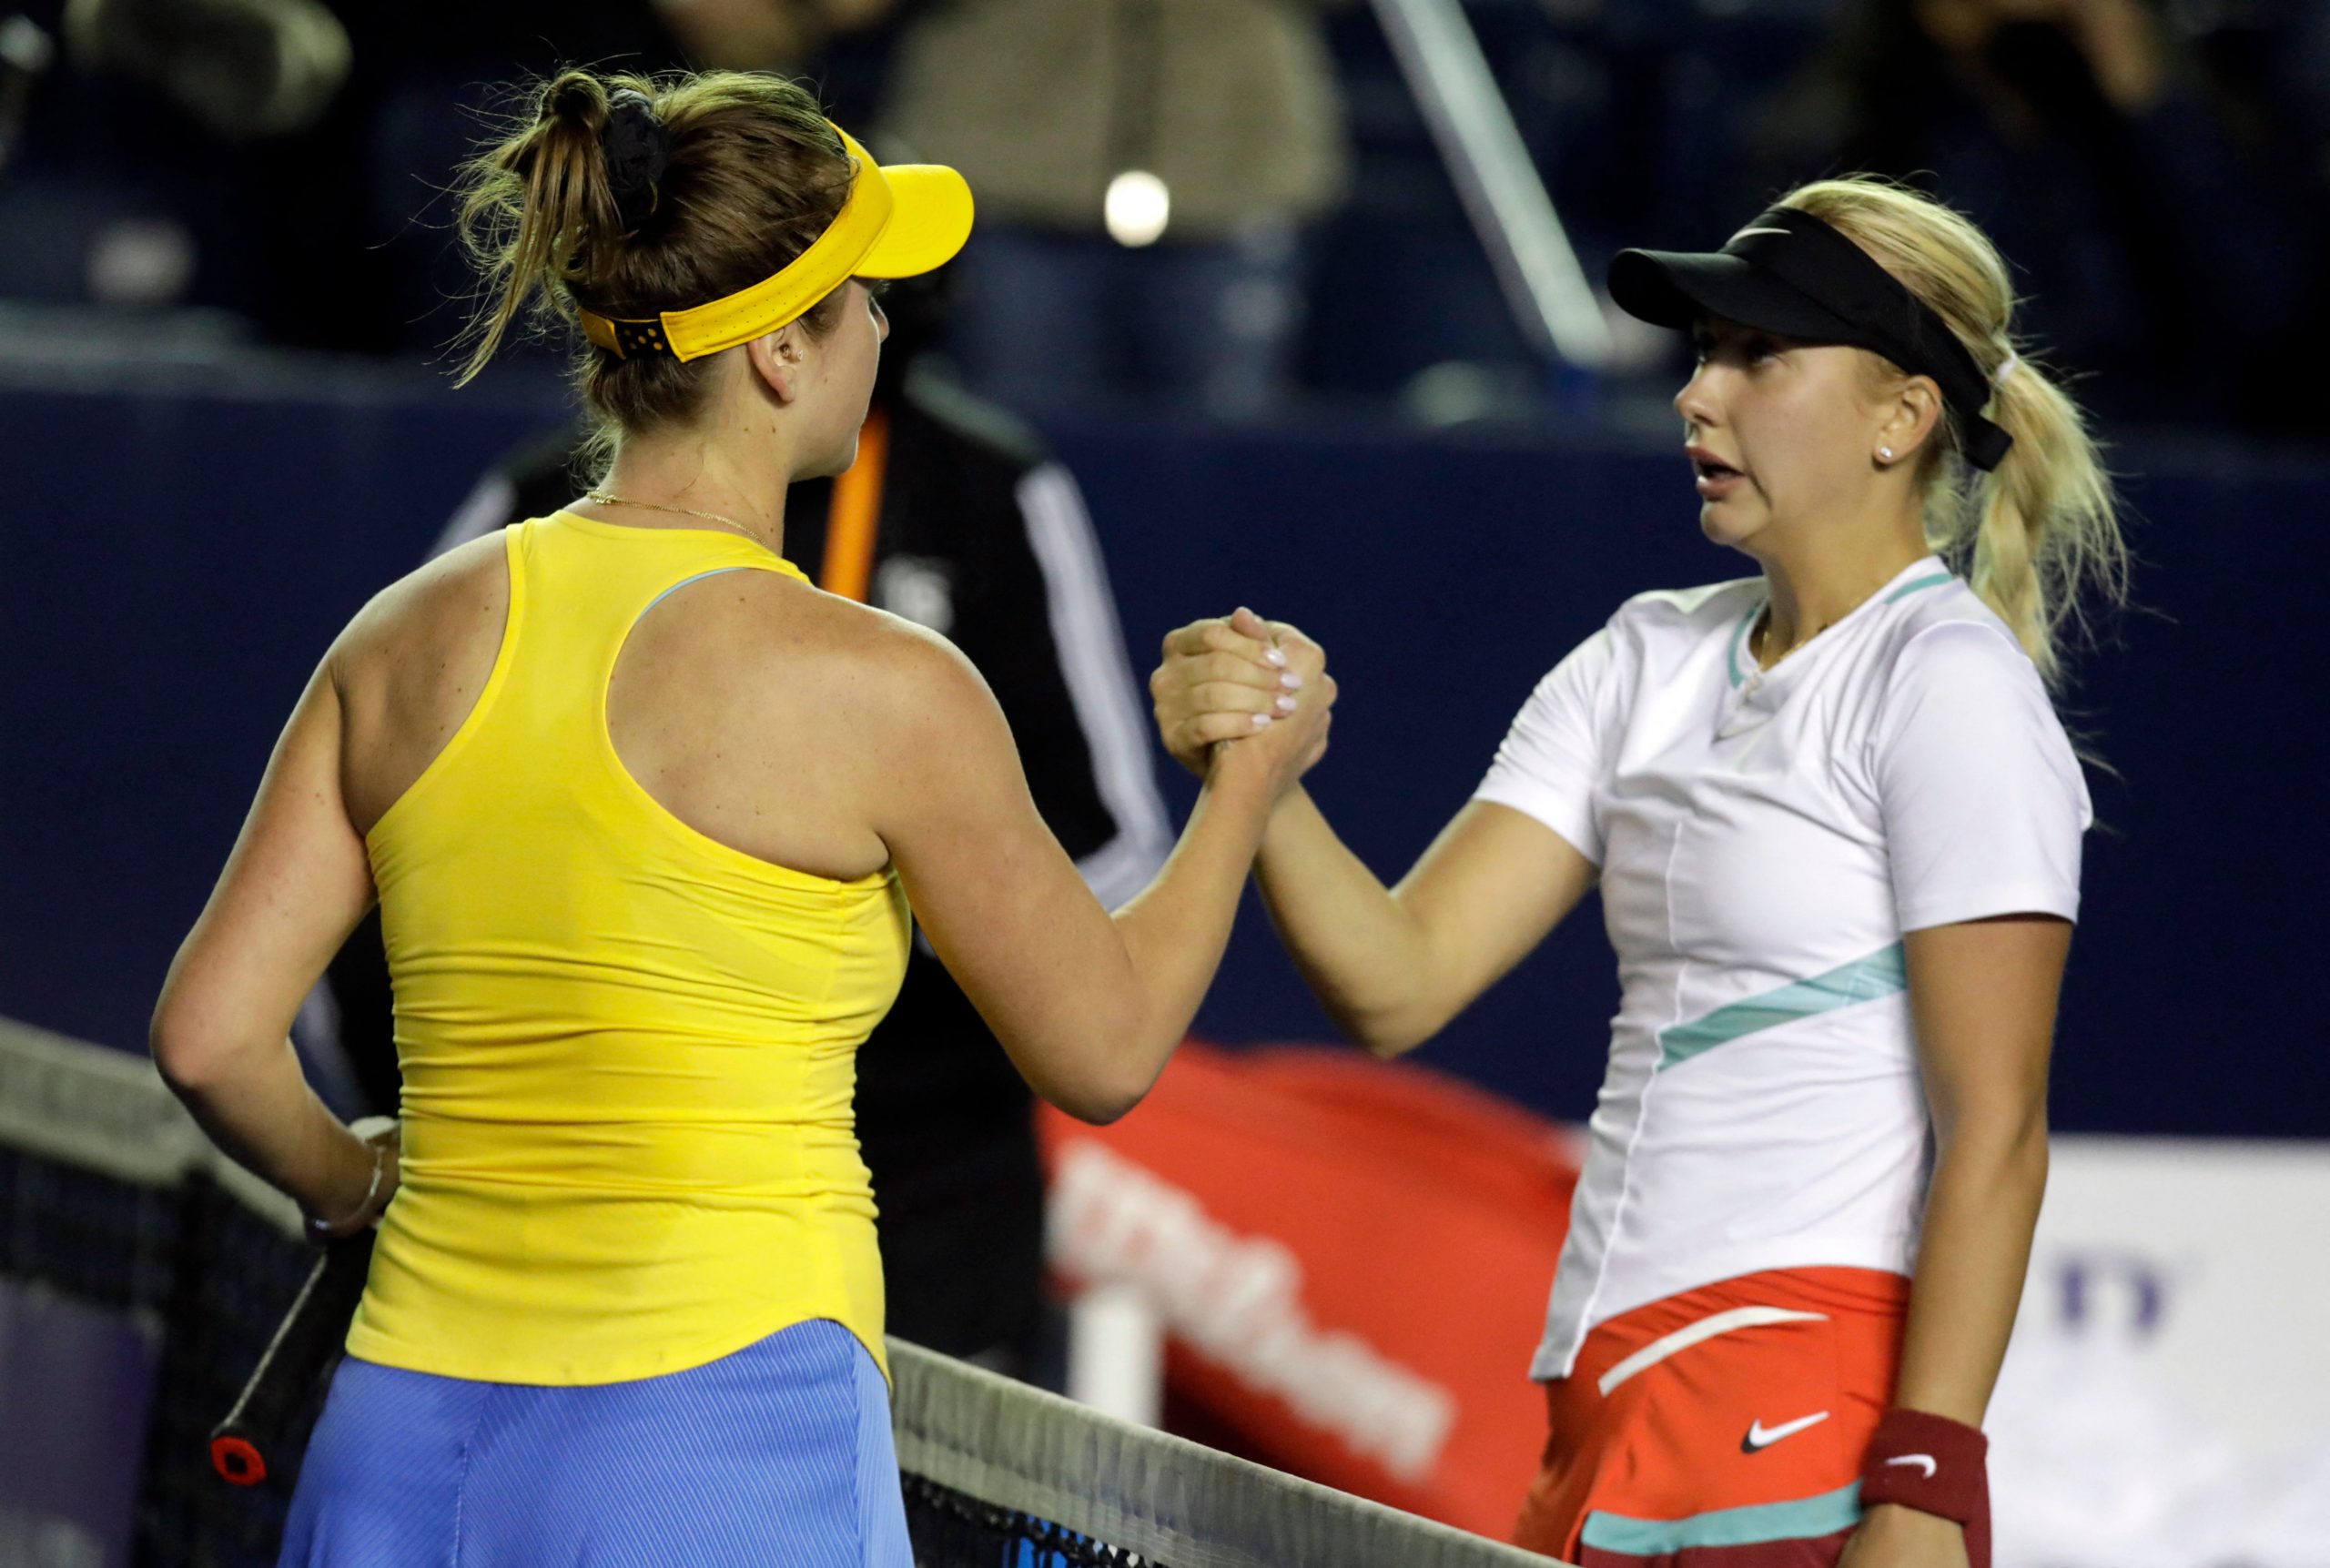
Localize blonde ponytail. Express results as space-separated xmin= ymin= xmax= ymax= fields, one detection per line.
xmin=1966 ymin=353 xmax=2124 ymax=686
xmin=1779 ymin=177 xmax=2128 ymax=687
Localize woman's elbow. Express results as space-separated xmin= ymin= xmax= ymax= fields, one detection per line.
xmin=150 ymin=997 xmax=247 ymax=1098
xmin=1338 ymin=997 xmax=1442 ymax=1060
xmin=1016 ymin=1024 xmax=1158 ymax=1127
xmin=1935 ymin=1100 xmax=2050 ymax=1179
xmin=1356 ymin=1023 xmax=1428 ymax=1060
xmin=1042 ymin=1060 xmax=1152 ymax=1127
xmin=150 ymin=1011 xmax=216 ymax=1095
xmin=1054 ymin=1088 xmax=1139 ymax=1128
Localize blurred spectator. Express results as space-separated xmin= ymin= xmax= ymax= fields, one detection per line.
xmin=2175 ymin=2 xmax=2330 ymax=202
xmin=0 ymin=0 xmax=697 ymax=347
xmin=262 ymin=3 xmax=697 ymax=351
xmin=64 ymin=0 xmax=350 ymax=142
xmin=0 ymin=0 xmax=360 ymax=326
xmin=308 ymin=277 xmax=1170 ymax=1377
xmin=1757 ymin=0 xmax=2328 ymax=433
xmin=653 ymin=0 xmax=890 ymax=73
xmin=190 ymin=2 xmax=890 ymax=349
xmin=0 ymin=15 xmax=54 ymax=179
xmin=882 ymin=0 xmax=1352 ymax=418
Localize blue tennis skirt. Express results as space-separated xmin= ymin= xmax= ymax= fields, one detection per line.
xmin=280 ymin=1318 xmax=912 ymax=1567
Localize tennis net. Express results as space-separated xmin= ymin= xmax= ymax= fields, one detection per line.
xmin=1 ymin=1017 xmax=1547 ymax=1568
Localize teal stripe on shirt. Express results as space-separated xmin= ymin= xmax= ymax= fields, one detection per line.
xmin=1884 ymin=571 xmax=1955 ymax=602
xmin=1656 ymin=944 xmax=1908 ymax=1070
xmin=1725 ymin=602 xmax=1763 ymax=689
xmin=1581 ymin=1482 xmax=1863 ymax=1554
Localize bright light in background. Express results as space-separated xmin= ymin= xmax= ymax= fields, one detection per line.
xmin=1104 ymin=170 xmax=1170 ymax=248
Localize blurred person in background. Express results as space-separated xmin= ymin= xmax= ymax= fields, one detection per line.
xmin=1153 ymin=177 xmax=2126 ymax=1567
xmin=0 ymin=0 xmax=884 ymax=349
xmin=311 ymin=268 xmax=1170 ymax=1379
xmin=150 ymin=66 xmax=1335 ymax=1561
xmin=881 ymin=0 xmax=1352 ymax=418
xmin=0 ymin=0 xmax=359 ymax=329
xmin=0 ymin=14 xmax=52 ymax=181
xmin=1757 ymin=0 xmax=2326 ymax=433
xmin=652 ymin=0 xmax=891 ymax=75
xmin=0 ymin=0 xmax=697 ymax=347
xmin=337 ymin=0 xmax=905 ymax=351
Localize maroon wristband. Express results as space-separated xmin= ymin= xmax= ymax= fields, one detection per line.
xmin=1859 ymin=1407 xmax=1991 ymax=1568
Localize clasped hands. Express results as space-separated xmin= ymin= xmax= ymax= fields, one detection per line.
xmin=1150 ymin=605 xmax=1336 ymax=793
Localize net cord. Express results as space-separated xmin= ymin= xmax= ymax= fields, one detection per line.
xmin=0 ymin=1014 xmax=300 ymax=1236
xmin=888 ymin=1343 xmax=1550 ymax=1568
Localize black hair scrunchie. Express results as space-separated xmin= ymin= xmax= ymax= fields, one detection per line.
xmin=602 ymin=87 xmax=669 ymax=232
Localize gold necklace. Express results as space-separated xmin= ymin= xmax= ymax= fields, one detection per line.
xmin=582 ymin=491 xmax=765 ymax=543
xmin=1752 ymin=575 xmax=1892 ymax=668
xmin=1751 ymin=611 xmax=1822 ymax=669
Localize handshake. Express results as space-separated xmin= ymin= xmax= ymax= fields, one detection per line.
xmin=1150 ymin=605 xmax=1338 ymax=794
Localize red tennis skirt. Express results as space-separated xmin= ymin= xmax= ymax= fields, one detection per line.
xmin=1513 ymin=1267 xmax=1910 ymax=1566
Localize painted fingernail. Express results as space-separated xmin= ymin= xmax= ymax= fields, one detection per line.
xmin=1251 ymin=712 xmax=1274 ymax=729
xmin=1280 ymin=671 xmax=1302 ymax=691
xmin=1275 ymin=693 xmax=1298 ymax=713
xmin=1264 ymin=647 xmax=1288 ymax=669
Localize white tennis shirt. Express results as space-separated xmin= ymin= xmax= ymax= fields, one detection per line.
xmin=1474 ymin=557 xmax=2089 ymax=1380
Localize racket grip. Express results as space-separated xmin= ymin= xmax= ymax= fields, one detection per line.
xmin=209 ymin=1229 xmax=374 ymax=1487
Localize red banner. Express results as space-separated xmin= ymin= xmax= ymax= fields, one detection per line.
xmin=1039 ymin=1042 xmax=1579 ymax=1539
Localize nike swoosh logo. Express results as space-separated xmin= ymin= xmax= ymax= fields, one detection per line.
xmin=1885 ymin=1453 xmax=1939 ymax=1479
xmin=1740 ymin=1411 xmax=1830 ymax=1452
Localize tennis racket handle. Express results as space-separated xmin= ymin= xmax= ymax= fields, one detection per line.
xmin=209 ymin=1229 xmax=374 ymax=1487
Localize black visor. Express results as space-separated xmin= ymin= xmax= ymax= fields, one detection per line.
xmin=1610 ymin=207 xmax=2012 ymax=471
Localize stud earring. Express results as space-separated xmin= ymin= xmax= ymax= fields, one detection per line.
xmin=1878 ymin=446 xmax=1895 ymax=461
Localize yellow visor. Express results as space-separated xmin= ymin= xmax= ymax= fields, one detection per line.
xmin=579 ymin=126 xmax=973 ymax=362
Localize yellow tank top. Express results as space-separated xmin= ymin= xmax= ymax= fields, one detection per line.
xmin=347 ymin=513 xmax=911 ymax=1385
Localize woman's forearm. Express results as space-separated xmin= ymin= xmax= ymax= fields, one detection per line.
xmin=1097 ymin=758 xmax=1279 ymax=1112
xmin=1251 ymin=787 xmax=1444 ymax=1055
xmin=156 ymin=1032 xmax=374 ymax=1220
xmin=1891 ymin=1117 xmax=2050 ymax=1425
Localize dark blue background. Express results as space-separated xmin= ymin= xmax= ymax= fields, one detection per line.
xmin=5 ymin=359 xmax=2319 ymax=1136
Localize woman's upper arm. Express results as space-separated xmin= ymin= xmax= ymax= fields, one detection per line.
xmin=1473 ymin=628 xmax=1619 ymax=867
xmin=1875 ymin=622 xmax=2088 ymax=933
xmin=867 ymin=635 xmax=1130 ymax=1088
xmin=1874 ymin=622 xmax=2086 ymax=1139
xmin=154 ymin=660 xmax=377 ymax=1074
xmin=1902 ymin=916 xmax=2070 ymax=1145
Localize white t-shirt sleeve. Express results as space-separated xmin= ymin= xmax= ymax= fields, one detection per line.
xmin=1473 ymin=626 xmax=1618 ymax=865
xmin=1874 ymin=622 xmax=2091 ymax=932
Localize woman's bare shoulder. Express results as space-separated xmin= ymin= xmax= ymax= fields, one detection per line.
xmin=724 ymin=570 xmax=997 ymax=716
xmin=628 ymin=570 xmax=1014 ymax=836
xmin=331 ymin=530 xmax=511 ymax=678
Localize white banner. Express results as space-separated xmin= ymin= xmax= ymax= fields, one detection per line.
xmin=1991 ymin=1136 xmax=2330 ymax=1566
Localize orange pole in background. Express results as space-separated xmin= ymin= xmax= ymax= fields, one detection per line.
xmin=819 ymin=404 xmax=889 ymax=602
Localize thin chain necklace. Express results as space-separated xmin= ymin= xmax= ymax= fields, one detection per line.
xmin=1750 ymin=571 xmax=1900 ymax=670
xmin=582 ymin=491 xmax=768 ymax=546
xmin=1752 ymin=609 xmax=1833 ymax=671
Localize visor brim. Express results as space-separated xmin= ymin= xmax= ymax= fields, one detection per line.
xmin=858 ymin=164 xmax=975 ymax=280
xmin=1608 ymin=248 xmax=1859 ymax=344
